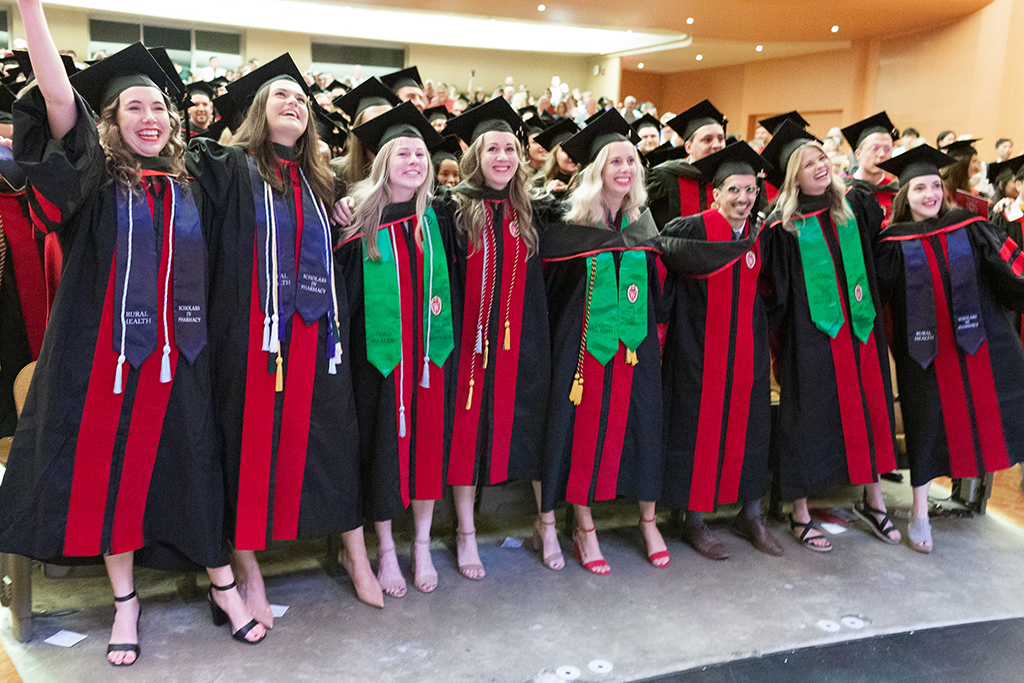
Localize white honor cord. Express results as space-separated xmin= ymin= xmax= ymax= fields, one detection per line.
xmin=160 ymin=184 xmax=176 ymax=384
xmin=475 ymin=226 xmax=489 ymax=354
xmin=261 ymin=180 xmax=274 ymax=351
xmin=390 ymin=225 xmax=406 ymax=437
xmin=299 ymin=170 xmax=342 ymax=373
xmin=267 ymin=181 xmax=281 ymax=354
xmin=114 ymin=191 xmax=135 ymax=394
xmin=420 ymin=212 xmax=434 ymax=388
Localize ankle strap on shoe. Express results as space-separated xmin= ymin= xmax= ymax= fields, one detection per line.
xmin=113 ymin=590 xmax=138 ymax=602
xmin=210 ymin=581 xmax=237 ymax=592
xmin=639 ymin=516 xmax=658 ymax=524
xmin=576 ymin=526 xmax=595 ymax=534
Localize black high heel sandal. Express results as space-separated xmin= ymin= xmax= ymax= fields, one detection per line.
xmin=207 ymin=581 xmax=266 ymax=644
xmin=107 ymin=590 xmax=140 ymax=666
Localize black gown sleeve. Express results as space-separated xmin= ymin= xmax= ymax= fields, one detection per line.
xmin=970 ymin=219 xmax=1024 ymax=312
xmin=12 ymin=87 xmax=105 ymax=242
xmin=872 ymin=229 xmax=904 ymax=307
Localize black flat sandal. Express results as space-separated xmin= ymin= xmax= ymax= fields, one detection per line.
xmin=853 ymin=492 xmax=900 ymax=545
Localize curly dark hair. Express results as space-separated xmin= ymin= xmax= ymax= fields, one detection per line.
xmin=97 ymin=90 xmax=188 ymax=195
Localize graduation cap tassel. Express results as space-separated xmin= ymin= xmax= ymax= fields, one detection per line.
xmin=114 ymin=354 xmax=125 ymax=395
xmin=482 ymin=339 xmax=489 ymax=370
xmin=262 ymin=315 xmax=272 ymax=351
xmin=399 ymin=406 xmax=407 ymax=438
xmin=275 ymin=352 xmax=284 ymax=392
xmin=420 ymin=355 xmax=431 ymax=389
xmin=503 ymin=321 xmax=511 ymax=351
xmin=569 ymin=373 xmax=583 ymax=406
xmin=160 ymin=345 xmax=172 ymax=383
xmin=626 ymin=348 xmax=638 ymax=366
xmin=465 ymin=379 xmax=475 ymax=410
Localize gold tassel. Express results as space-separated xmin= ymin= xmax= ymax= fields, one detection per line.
xmin=275 ymin=353 xmax=284 ymax=392
xmin=569 ymin=373 xmax=583 ymax=405
xmin=626 ymin=348 xmax=638 ymax=365
xmin=483 ymin=339 xmax=489 ymax=369
xmin=503 ymin=321 xmax=511 ymax=350
xmin=465 ymin=379 xmax=475 ymax=410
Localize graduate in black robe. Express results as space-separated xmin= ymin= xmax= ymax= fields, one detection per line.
xmin=186 ymin=55 xmax=379 ymax=618
xmin=760 ymin=121 xmax=900 ymax=553
xmin=874 ymin=146 xmax=1024 ymax=552
xmin=0 ymin=32 xmax=263 ymax=664
xmin=646 ymin=100 xmax=726 ymax=231
xmin=540 ymin=110 xmax=668 ymax=574
xmin=659 ymin=143 xmax=783 ymax=560
xmin=988 ymin=158 xmax=1024 ymax=342
xmin=440 ymin=97 xmax=555 ymax=575
xmin=842 ymin=112 xmax=901 ymax=228
xmin=336 ymin=102 xmax=451 ymax=596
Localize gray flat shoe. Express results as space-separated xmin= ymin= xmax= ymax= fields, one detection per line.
xmin=908 ymin=516 xmax=933 ymax=554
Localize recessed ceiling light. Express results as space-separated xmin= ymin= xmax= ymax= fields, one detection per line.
xmin=638 ymin=62 xmax=644 ymax=69
xmin=696 ymin=54 xmax=703 ymax=61
xmin=831 ymin=25 xmax=839 ymax=33
xmin=537 ymin=4 xmax=545 ymax=10
xmin=686 ymin=17 xmax=694 ymax=24
xmin=755 ymin=45 xmax=763 ymax=52
xmin=627 ymin=29 xmax=632 ymax=33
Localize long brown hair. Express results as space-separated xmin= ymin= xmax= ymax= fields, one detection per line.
xmin=98 ymin=90 xmax=187 ymax=194
xmin=889 ymin=178 xmax=955 ymax=224
xmin=232 ymin=79 xmax=334 ymax=208
xmin=336 ymin=108 xmax=380 ymax=186
xmin=939 ymin=151 xmax=974 ymax=195
xmin=455 ymin=132 xmax=537 ymax=256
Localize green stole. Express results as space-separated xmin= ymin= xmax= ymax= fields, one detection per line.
xmin=362 ymin=205 xmax=454 ymax=376
xmin=794 ymin=199 xmax=875 ymax=343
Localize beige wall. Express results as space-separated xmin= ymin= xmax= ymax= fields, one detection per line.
xmin=621 ymin=0 xmax=1024 ymax=158
xmin=245 ymin=28 xmax=311 ymax=68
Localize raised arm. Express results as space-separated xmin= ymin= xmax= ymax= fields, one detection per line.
xmin=17 ymin=0 xmax=77 ymax=139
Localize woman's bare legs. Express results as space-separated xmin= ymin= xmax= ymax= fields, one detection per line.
xmin=232 ymin=549 xmax=273 ymax=629
xmin=572 ymin=504 xmax=609 ymax=573
xmin=104 ymin=552 xmax=139 ymax=665
xmin=790 ymin=497 xmax=830 ymax=549
xmin=206 ymin=564 xmax=266 ymax=642
xmin=374 ymin=520 xmax=407 ymax=598
xmin=340 ymin=526 xmax=384 ymax=607
xmin=411 ymin=500 xmax=438 ymax=592
xmin=638 ymin=500 xmax=669 ymax=567
xmin=453 ymin=485 xmax=484 ymax=579
xmin=533 ymin=480 xmax=564 ymax=570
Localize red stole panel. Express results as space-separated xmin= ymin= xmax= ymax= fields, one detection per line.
xmin=1 ymin=192 xmax=47 ymax=358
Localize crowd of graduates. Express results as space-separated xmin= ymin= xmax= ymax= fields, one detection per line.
xmin=2 ymin=0 xmax=1024 ymax=667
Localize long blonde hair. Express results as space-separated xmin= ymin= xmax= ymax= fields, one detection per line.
xmin=455 ymin=132 xmax=538 ymax=256
xmin=344 ymin=136 xmax=433 ymax=260
xmin=231 ymin=79 xmax=335 ymax=209
xmin=563 ymin=143 xmax=647 ymax=227
xmin=775 ymin=140 xmax=852 ymax=233
xmin=98 ymin=90 xmax=187 ymax=194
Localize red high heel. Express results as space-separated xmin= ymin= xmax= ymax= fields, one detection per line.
xmin=572 ymin=526 xmax=610 ymax=575
xmin=639 ymin=516 xmax=670 ymax=568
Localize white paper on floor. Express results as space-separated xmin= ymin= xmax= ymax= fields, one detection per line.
xmin=502 ymin=537 xmax=524 ymax=549
xmin=820 ymin=522 xmax=847 ymax=534
xmin=44 ymin=630 xmax=87 ymax=647
xmin=270 ymin=604 xmax=289 ymax=617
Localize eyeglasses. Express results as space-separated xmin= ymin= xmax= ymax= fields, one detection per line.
xmin=724 ymin=185 xmax=759 ymax=197
xmin=867 ymin=145 xmax=892 ymax=154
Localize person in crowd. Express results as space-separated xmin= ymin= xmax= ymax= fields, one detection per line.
xmin=994 ymin=138 xmax=1013 ymax=164
xmin=940 ymin=139 xmax=981 ymax=197
xmin=439 ymin=97 xmax=556 ymax=575
xmin=987 ymin=155 xmax=1024 ymax=207
xmin=647 ymin=99 xmax=727 ymax=230
xmin=184 ymin=81 xmax=217 ymax=138
xmin=521 ymin=109 xmax=549 ymax=171
xmin=431 ymin=134 xmax=462 ymax=188
xmin=842 ymin=112 xmax=900 ymax=227
xmin=937 ymin=130 xmax=957 ymax=149
xmin=337 ymin=102 xmax=450 ymax=596
xmin=761 ymin=121 xmax=900 ymax=553
xmin=381 ymin=66 xmax=427 ymax=112
xmin=424 ymin=105 xmax=449 ymax=134
xmin=432 ymin=82 xmax=454 ymax=111
xmin=633 ymin=114 xmax=663 ymax=155
xmin=621 ymin=95 xmax=638 ymax=124
xmin=532 ymin=118 xmax=580 ymax=199
xmin=988 ymin=156 xmax=1024 ymax=342
xmin=332 ymin=78 xmax=400 ymax=192
xmin=874 ymin=146 xmax=1024 ymax=552
xmin=540 ymin=110 xmax=667 ymax=574
xmin=0 ymin=11 xmax=266 ymax=664
xmin=659 ymin=142 xmax=784 ymax=560
xmin=893 ymin=127 xmax=919 ymax=156
xmin=188 ymin=55 xmax=382 ymax=623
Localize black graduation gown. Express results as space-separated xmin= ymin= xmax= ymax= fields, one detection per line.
xmin=0 ymin=90 xmax=225 ymax=569
xmin=646 ymin=159 xmax=714 ymax=231
xmin=540 ymin=209 xmax=664 ymax=511
xmin=186 ymin=140 xmax=361 ymax=551
xmin=0 ymin=190 xmax=44 ymax=438
xmin=762 ymin=191 xmax=897 ymax=501
xmin=874 ymin=208 xmax=1024 ymax=485
xmin=337 ymin=199 xmax=454 ymax=522
xmin=659 ymin=210 xmax=771 ymax=510
xmin=990 ymin=206 xmax=1024 ymax=339
xmin=438 ymin=186 xmax=552 ymax=486
xmin=846 ymin=176 xmax=899 ymax=228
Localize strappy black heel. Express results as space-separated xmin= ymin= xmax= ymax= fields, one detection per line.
xmin=107 ymin=590 xmax=140 ymax=666
xmin=207 ymin=581 xmax=266 ymax=644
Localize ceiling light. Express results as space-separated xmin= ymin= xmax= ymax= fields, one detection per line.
xmin=696 ymin=54 xmax=703 ymax=61
xmin=831 ymin=25 xmax=839 ymax=33
xmin=638 ymin=62 xmax=644 ymax=69
xmin=537 ymin=4 xmax=545 ymax=10
xmin=756 ymin=45 xmax=763 ymax=52
xmin=686 ymin=17 xmax=694 ymax=24
xmin=627 ymin=29 xmax=632 ymax=33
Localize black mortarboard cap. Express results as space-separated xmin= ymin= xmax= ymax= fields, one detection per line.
xmin=667 ymin=99 xmax=727 ymax=141
xmin=0 ymin=85 xmax=15 ymax=123
xmin=533 ymin=118 xmax=579 ymax=152
xmin=519 ymin=105 xmax=539 ymax=121
xmin=445 ymin=96 xmax=523 ymax=145
xmin=210 ymin=76 xmax=229 ymax=89
xmin=147 ymin=48 xmax=185 ymax=101
xmin=1 ymin=72 xmax=26 ymax=95
xmin=758 ymin=111 xmax=809 ymax=136
xmin=761 ymin=118 xmax=819 ymax=188
xmin=380 ymin=66 xmax=423 ymax=94
xmin=69 ymin=43 xmax=177 ymax=114
xmin=841 ymin=111 xmax=897 ymax=149
xmin=226 ymin=53 xmax=308 ymax=115
xmin=632 ymin=113 xmax=662 ymax=135
xmin=643 ymin=142 xmax=688 ymax=167
xmin=423 ymin=105 xmax=450 ymax=124
xmin=310 ymin=99 xmax=348 ymax=148
xmin=327 ymin=80 xmax=349 ymax=94
xmin=692 ymin=139 xmax=771 ymax=188
xmin=12 ymin=50 xmax=77 ymax=79
xmin=351 ymin=99 xmax=444 ymax=155
xmin=560 ymin=109 xmax=639 ymax=166
xmin=987 ymin=153 xmax=1024 ymax=185
xmin=877 ymin=144 xmax=955 ymax=187
xmin=333 ymin=76 xmax=400 ymax=122
xmin=211 ymin=92 xmax=243 ymax=133
xmin=941 ymin=138 xmax=980 ymax=158
xmin=430 ymin=133 xmax=463 ymax=167
xmin=186 ymin=80 xmax=217 ymax=102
